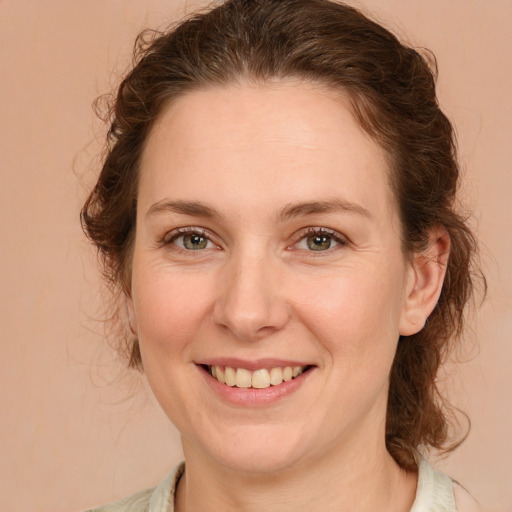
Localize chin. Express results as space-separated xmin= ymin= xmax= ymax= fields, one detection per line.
xmin=201 ymin=424 xmax=309 ymax=475
xmin=216 ymin=449 xmax=302 ymax=475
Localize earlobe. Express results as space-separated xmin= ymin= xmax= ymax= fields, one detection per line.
xmin=399 ymin=227 xmax=451 ymax=336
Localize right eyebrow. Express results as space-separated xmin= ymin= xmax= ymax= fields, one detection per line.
xmin=278 ymin=198 xmax=372 ymax=221
xmin=145 ymin=199 xmax=221 ymax=220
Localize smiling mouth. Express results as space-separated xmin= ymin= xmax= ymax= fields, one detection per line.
xmin=203 ymin=365 xmax=313 ymax=389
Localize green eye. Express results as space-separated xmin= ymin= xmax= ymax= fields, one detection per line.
xmin=294 ymin=229 xmax=345 ymax=252
xmin=182 ymin=234 xmax=209 ymax=250
xmin=306 ymin=234 xmax=332 ymax=251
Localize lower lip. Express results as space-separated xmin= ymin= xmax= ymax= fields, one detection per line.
xmin=198 ymin=366 xmax=314 ymax=407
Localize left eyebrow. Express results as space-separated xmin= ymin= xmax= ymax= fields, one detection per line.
xmin=278 ymin=199 xmax=372 ymax=221
xmin=145 ymin=199 xmax=222 ymax=220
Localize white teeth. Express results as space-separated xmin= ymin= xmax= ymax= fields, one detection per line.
xmin=269 ymin=367 xmax=283 ymax=386
xmin=216 ymin=366 xmax=226 ymax=384
xmin=252 ymin=369 xmax=271 ymax=389
xmin=282 ymin=366 xmax=293 ymax=382
xmin=224 ymin=367 xmax=236 ymax=387
xmin=235 ymin=368 xmax=252 ymax=388
xmin=209 ymin=365 xmax=307 ymax=389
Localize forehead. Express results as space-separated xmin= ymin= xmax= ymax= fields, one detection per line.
xmin=139 ymin=80 xmax=397 ymax=224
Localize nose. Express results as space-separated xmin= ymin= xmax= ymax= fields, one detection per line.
xmin=213 ymin=252 xmax=290 ymax=341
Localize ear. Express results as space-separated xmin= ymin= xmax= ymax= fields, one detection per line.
xmin=399 ymin=227 xmax=450 ymax=336
xmin=126 ymin=295 xmax=138 ymax=336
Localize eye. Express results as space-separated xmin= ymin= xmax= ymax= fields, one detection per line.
xmin=305 ymin=233 xmax=334 ymax=251
xmin=179 ymin=233 xmax=211 ymax=250
xmin=167 ymin=229 xmax=216 ymax=251
xmin=294 ymin=228 xmax=346 ymax=252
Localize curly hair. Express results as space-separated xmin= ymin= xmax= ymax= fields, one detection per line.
xmin=81 ymin=0 xmax=483 ymax=471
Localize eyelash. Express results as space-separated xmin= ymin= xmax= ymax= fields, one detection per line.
xmin=161 ymin=226 xmax=348 ymax=253
xmin=291 ymin=227 xmax=349 ymax=253
xmin=162 ymin=227 xmax=218 ymax=251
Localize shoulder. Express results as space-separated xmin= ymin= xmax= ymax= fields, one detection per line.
xmin=412 ymin=455 xmax=483 ymax=512
xmin=453 ymin=482 xmax=483 ymax=512
xmin=83 ymin=462 xmax=184 ymax=512
xmin=83 ymin=487 xmax=154 ymax=512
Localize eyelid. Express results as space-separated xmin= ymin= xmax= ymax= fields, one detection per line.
xmin=289 ymin=227 xmax=350 ymax=251
xmin=159 ymin=225 xmax=348 ymax=252
xmin=161 ymin=226 xmax=220 ymax=248
xmin=163 ymin=226 xmax=203 ymax=243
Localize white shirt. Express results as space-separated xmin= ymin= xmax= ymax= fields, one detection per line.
xmin=85 ymin=457 xmax=481 ymax=512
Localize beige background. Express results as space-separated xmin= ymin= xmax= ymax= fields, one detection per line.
xmin=0 ymin=1 xmax=510 ymax=511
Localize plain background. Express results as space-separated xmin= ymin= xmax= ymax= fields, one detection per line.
xmin=0 ymin=1 xmax=510 ymax=511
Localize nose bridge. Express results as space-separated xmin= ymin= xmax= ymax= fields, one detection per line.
xmin=214 ymin=243 xmax=289 ymax=340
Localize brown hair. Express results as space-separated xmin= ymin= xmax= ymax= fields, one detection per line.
xmin=81 ymin=0 xmax=483 ymax=471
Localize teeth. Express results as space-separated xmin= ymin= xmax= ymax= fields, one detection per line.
xmin=235 ymin=368 xmax=252 ymax=388
xmin=216 ymin=366 xmax=226 ymax=384
xmin=209 ymin=365 xmax=306 ymax=389
xmin=269 ymin=367 xmax=283 ymax=386
xmin=252 ymin=369 xmax=270 ymax=389
xmin=224 ymin=367 xmax=236 ymax=387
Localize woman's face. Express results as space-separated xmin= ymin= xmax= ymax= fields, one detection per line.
xmin=128 ymin=81 xmax=417 ymax=473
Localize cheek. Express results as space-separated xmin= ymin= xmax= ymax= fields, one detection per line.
xmin=290 ymin=267 xmax=405 ymax=361
xmin=132 ymin=267 xmax=217 ymax=359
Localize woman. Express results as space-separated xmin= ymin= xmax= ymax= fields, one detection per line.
xmin=82 ymin=0 xmax=484 ymax=510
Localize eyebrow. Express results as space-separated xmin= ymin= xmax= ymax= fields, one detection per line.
xmin=278 ymin=199 xmax=372 ymax=221
xmin=146 ymin=198 xmax=371 ymax=221
xmin=146 ymin=200 xmax=221 ymax=220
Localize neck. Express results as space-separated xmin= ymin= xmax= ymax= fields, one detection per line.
xmin=175 ymin=436 xmax=417 ymax=512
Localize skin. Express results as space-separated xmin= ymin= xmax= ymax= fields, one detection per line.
xmin=127 ymin=80 xmax=449 ymax=512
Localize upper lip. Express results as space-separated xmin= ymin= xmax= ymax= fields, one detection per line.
xmin=195 ymin=357 xmax=314 ymax=370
